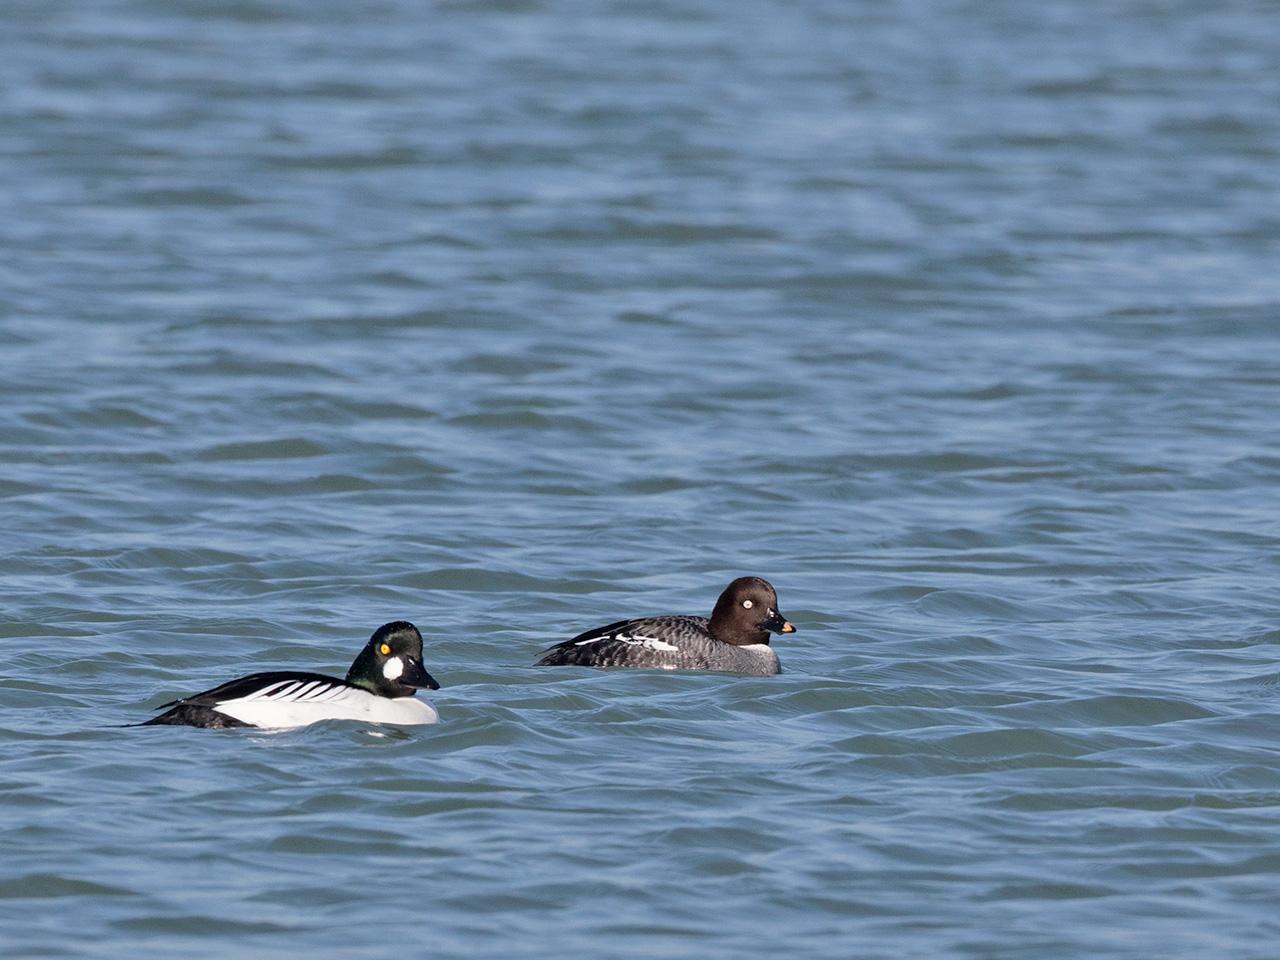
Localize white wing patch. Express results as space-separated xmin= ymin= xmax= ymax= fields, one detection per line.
xmin=212 ymin=679 xmax=437 ymax=729
xmin=574 ymin=631 xmax=678 ymax=653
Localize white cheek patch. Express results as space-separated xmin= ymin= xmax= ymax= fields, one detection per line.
xmin=382 ymin=657 xmax=405 ymax=680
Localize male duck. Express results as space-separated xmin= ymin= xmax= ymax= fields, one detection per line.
xmin=140 ymin=621 xmax=440 ymax=729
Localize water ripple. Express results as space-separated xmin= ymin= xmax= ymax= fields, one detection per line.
xmin=4 ymin=1 xmax=1280 ymax=958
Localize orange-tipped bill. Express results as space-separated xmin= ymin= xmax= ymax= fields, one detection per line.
xmin=762 ymin=608 xmax=797 ymax=635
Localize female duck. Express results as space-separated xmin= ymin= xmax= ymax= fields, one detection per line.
xmin=535 ymin=576 xmax=795 ymax=676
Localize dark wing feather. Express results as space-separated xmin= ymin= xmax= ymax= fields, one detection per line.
xmin=152 ymin=671 xmax=350 ymax=710
xmin=534 ymin=619 xmax=638 ymax=666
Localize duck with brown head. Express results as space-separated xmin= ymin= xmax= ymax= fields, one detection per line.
xmin=534 ymin=577 xmax=795 ymax=675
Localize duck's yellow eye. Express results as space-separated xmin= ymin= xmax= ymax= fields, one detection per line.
xmin=379 ymin=643 xmax=391 ymax=655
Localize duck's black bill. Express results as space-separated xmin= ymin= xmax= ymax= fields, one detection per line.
xmin=761 ymin=610 xmax=797 ymax=634
xmin=403 ymin=658 xmax=441 ymax=690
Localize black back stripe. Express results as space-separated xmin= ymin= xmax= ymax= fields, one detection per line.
xmin=266 ymin=683 xmax=301 ymax=701
xmin=300 ymin=683 xmax=341 ymax=702
xmin=268 ymin=680 xmax=349 ymax=703
xmin=252 ymin=681 xmax=293 ymax=701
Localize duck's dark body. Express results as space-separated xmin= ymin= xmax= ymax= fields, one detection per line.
xmin=536 ymin=615 xmax=782 ymax=674
xmin=144 ymin=704 xmax=251 ymax=728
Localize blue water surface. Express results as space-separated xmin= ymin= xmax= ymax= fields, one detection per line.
xmin=3 ymin=2 xmax=1280 ymax=958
